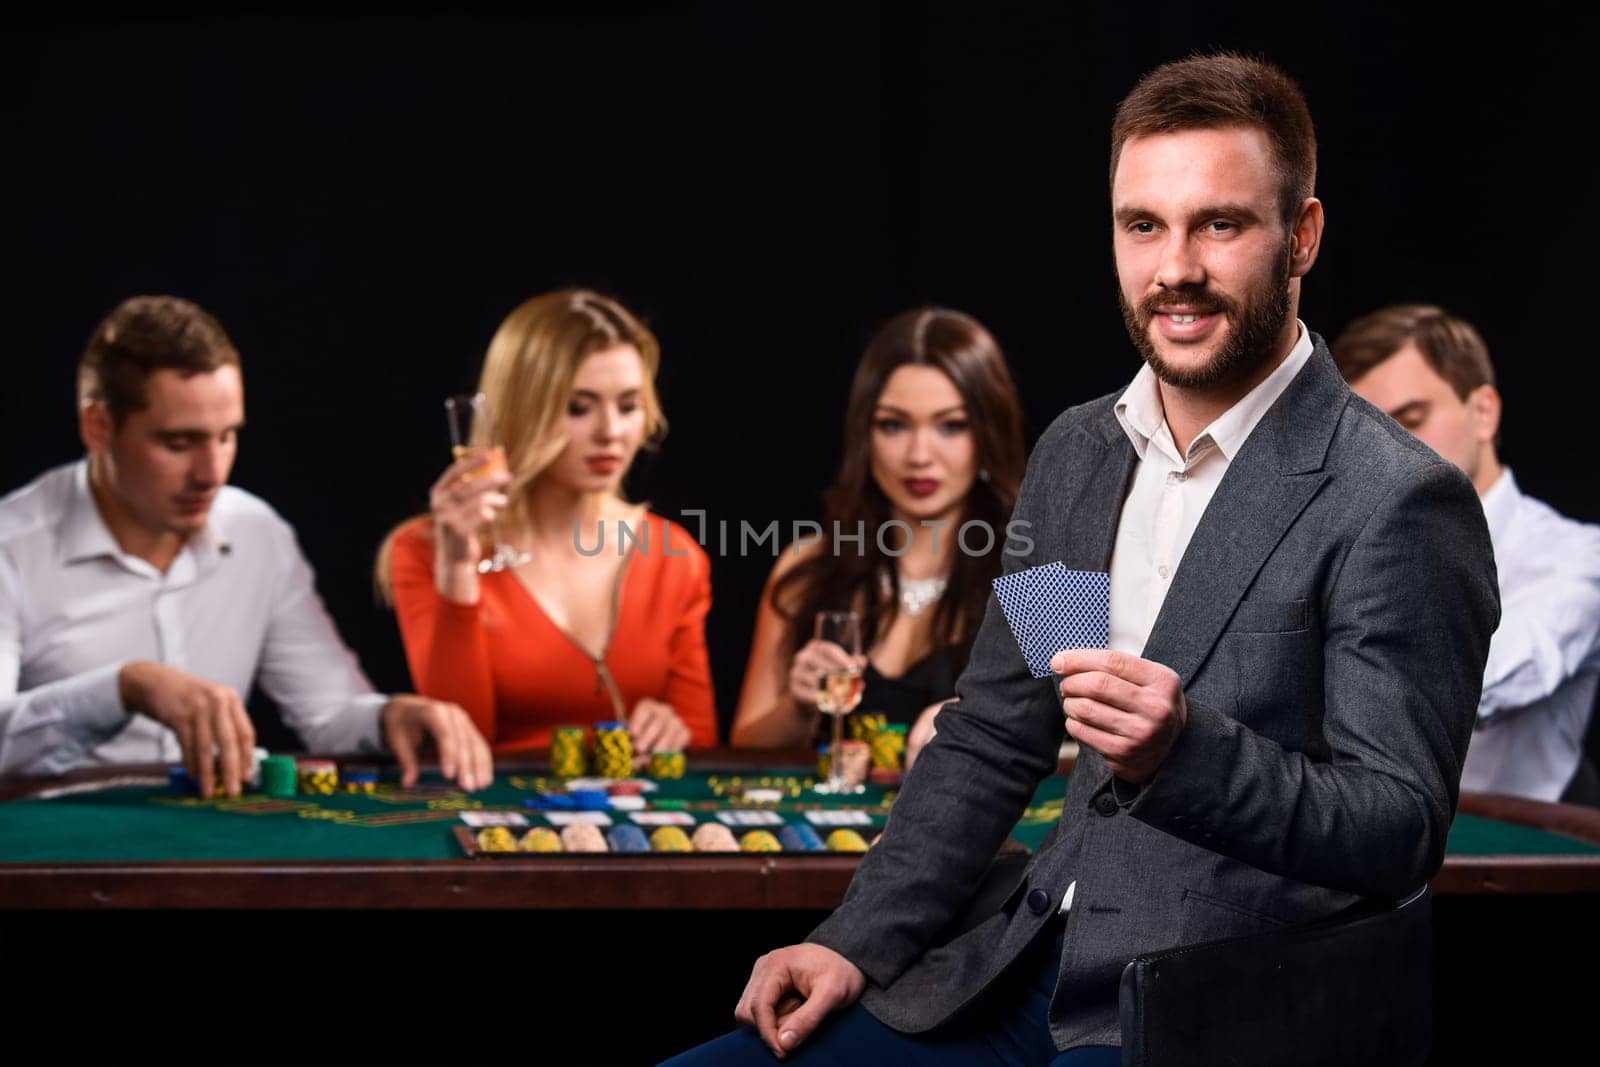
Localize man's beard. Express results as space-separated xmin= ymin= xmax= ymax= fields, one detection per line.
xmin=1119 ymin=247 xmax=1292 ymax=391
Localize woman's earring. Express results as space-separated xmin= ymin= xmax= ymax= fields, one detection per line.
xmin=978 ymin=468 xmax=991 ymax=483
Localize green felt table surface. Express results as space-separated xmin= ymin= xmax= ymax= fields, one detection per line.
xmin=1 ymin=767 xmax=1595 ymax=864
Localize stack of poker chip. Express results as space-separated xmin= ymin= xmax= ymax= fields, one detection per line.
xmin=778 ymin=823 xmax=826 ymax=852
xmin=825 ymin=828 xmax=871 ymax=852
xmin=260 ymin=756 xmax=298 ymax=799
xmin=648 ymin=750 xmax=686 ymax=780
xmin=850 ymin=712 xmax=888 ymax=743
xmin=519 ymin=827 xmax=563 ymax=852
xmin=870 ymin=723 xmax=908 ymax=770
xmin=297 ymin=759 xmax=339 ymax=795
xmin=341 ymin=764 xmax=380 ymax=794
xmin=649 ymin=826 xmax=694 ymax=852
xmin=550 ymin=726 xmax=588 ymax=778
xmin=476 ymin=826 xmax=518 ymax=852
xmin=592 ymin=720 xmax=633 ymax=778
xmin=816 ymin=744 xmax=831 ymax=780
xmin=739 ymin=830 xmax=782 ymax=852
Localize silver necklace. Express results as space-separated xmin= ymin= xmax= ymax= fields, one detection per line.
xmin=882 ymin=569 xmax=948 ymax=616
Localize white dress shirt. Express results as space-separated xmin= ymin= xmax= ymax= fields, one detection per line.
xmin=1056 ymin=323 xmax=1313 ymax=914
xmin=1460 ymin=469 xmax=1600 ymax=801
xmin=1109 ymin=323 xmax=1315 ymax=655
xmin=0 ymin=461 xmax=387 ymax=775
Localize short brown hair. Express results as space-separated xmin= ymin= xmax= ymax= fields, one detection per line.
xmin=1331 ymin=304 xmax=1495 ymax=400
xmin=78 ymin=295 xmax=241 ymax=423
xmin=1111 ymin=52 xmax=1317 ymax=227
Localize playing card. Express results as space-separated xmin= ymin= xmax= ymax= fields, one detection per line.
xmin=1023 ymin=564 xmax=1110 ymax=676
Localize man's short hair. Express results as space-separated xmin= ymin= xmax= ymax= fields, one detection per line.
xmin=1111 ymin=52 xmax=1316 ymax=228
xmin=1331 ymin=304 xmax=1495 ymax=400
xmin=78 ymin=296 xmax=241 ymax=424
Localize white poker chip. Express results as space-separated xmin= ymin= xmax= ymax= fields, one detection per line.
xmin=608 ymin=795 xmax=646 ymax=811
xmin=742 ymin=788 xmax=783 ymax=803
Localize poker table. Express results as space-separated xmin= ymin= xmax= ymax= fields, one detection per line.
xmin=1 ymin=749 xmax=1597 ymax=907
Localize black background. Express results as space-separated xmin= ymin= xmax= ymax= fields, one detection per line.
xmin=4 ymin=6 xmax=1598 ymax=1060
xmin=6 ymin=4 xmax=1598 ymax=743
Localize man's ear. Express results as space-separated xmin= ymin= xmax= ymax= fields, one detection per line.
xmin=79 ymin=399 xmax=113 ymax=454
xmin=1467 ymin=384 xmax=1501 ymax=445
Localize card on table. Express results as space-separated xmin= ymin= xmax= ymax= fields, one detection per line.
xmin=458 ymin=811 xmax=529 ymax=828
xmin=717 ymin=810 xmax=785 ymax=827
xmin=629 ymin=811 xmax=696 ymax=826
xmin=541 ymin=811 xmax=614 ymax=827
xmin=992 ymin=563 xmax=1110 ymax=677
xmin=804 ymin=809 xmax=874 ymax=827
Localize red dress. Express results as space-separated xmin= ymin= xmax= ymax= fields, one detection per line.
xmin=390 ymin=514 xmax=717 ymax=752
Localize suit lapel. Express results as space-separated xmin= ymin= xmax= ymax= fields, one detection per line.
xmin=1139 ymin=342 xmax=1348 ymax=685
xmin=1054 ymin=412 xmax=1138 ymax=573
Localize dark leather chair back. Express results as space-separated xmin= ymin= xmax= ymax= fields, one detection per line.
xmin=1118 ymin=886 xmax=1431 ymax=1067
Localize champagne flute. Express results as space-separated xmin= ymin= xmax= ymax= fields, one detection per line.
xmin=813 ymin=610 xmax=865 ymax=795
xmin=444 ymin=392 xmax=530 ymax=573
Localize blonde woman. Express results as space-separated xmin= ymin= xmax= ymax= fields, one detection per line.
xmin=379 ymin=290 xmax=716 ymax=756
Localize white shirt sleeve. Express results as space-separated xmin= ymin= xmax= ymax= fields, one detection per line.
xmin=0 ymin=556 xmax=133 ymax=775
xmin=1478 ymin=542 xmax=1600 ymax=725
xmin=252 ymin=526 xmax=387 ymax=755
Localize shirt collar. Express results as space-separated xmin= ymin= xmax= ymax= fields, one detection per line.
xmin=1479 ymin=467 xmax=1520 ymax=545
xmin=58 ymin=459 xmax=231 ymax=572
xmin=1114 ymin=320 xmax=1314 ymax=464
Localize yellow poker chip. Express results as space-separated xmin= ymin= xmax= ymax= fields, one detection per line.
xmin=519 ymin=827 xmax=563 ymax=852
xmin=649 ymin=826 xmax=694 ymax=852
xmin=825 ymin=829 xmax=870 ymax=853
xmin=739 ymin=830 xmax=782 ymax=853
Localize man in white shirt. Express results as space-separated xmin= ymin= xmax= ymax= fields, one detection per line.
xmin=1334 ymin=305 xmax=1600 ymax=803
xmin=0 ymin=295 xmax=493 ymax=797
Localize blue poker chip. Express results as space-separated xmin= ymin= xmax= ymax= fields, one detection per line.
xmin=168 ymin=768 xmax=197 ymax=795
xmin=592 ymin=720 xmax=627 ymax=731
xmin=524 ymin=793 xmax=577 ymax=811
xmin=778 ymin=823 xmax=826 ymax=852
xmin=568 ymin=789 xmax=610 ymax=811
xmin=605 ymin=825 xmax=651 ymax=852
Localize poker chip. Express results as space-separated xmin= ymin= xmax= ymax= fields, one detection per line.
xmin=167 ymin=768 xmax=197 ymax=796
xmin=593 ymin=721 xmax=633 ymax=779
xmin=519 ymin=827 xmax=563 ymax=852
xmin=648 ymin=750 xmax=686 ymax=780
xmin=568 ymin=789 xmax=610 ymax=811
xmin=742 ymin=788 xmax=783 ymax=804
xmin=342 ymin=764 xmax=380 ymax=794
xmin=739 ymin=830 xmax=782 ymax=853
xmin=825 ymin=829 xmax=870 ymax=853
xmin=475 ymin=826 xmax=518 ymax=853
xmin=690 ymin=823 xmax=740 ymax=852
xmin=259 ymin=756 xmax=297 ymax=799
xmin=606 ymin=780 xmax=646 ymax=797
xmin=524 ymin=793 xmax=576 ymax=811
xmin=871 ymin=724 xmax=908 ymax=770
xmin=550 ymin=726 xmax=588 ymax=778
xmin=560 ymin=822 xmax=609 ymax=852
xmin=654 ymin=799 xmax=689 ymax=811
xmin=296 ymin=759 xmax=338 ymax=796
xmin=778 ymin=823 xmax=826 ymax=852
xmin=608 ymin=795 xmax=646 ymax=811
xmin=648 ymin=826 xmax=694 ymax=852
xmin=605 ymin=825 xmax=651 ymax=853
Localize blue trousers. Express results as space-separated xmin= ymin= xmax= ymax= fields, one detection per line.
xmin=660 ymin=922 xmax=1119 ymax=1067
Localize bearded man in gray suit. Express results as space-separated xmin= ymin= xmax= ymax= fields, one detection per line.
xmin=667 ymin=53 xmax=1499 ymax=1066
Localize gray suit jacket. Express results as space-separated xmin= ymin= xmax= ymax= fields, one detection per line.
xmin=808 ymin=340 xmax=1500 ymax=1051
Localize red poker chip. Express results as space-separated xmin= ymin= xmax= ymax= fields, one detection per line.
xmin=606 ymin=780 xmax=646 ymax=796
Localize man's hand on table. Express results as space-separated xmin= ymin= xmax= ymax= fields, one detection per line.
xmin=118 ymin=660 xmax=256 ymax=799
xmin=381 ymin=694 xmax=494 ymax=791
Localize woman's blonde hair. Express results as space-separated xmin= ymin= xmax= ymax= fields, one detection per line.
xmin=374 ymin=288 xmax=666 ymax=602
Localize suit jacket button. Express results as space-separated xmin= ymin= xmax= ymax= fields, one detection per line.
xmin=1094 ymin=793 xmax=1118 ymax=817
xmin=1026 ymin=888 xmax=1051 ymax=915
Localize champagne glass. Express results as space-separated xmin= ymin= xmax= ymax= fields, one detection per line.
xmin=813 ymin=610 xmax=864 ymax=795
xmin=444 ymin=393 xmax=530 ymax=573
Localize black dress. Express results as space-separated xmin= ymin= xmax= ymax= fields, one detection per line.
xmin=856 ymin=646 xmax=960 ymax=726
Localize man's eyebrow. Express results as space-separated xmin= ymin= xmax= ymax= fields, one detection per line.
xmin=1113 ymin=203 xmax=1265 ymax=226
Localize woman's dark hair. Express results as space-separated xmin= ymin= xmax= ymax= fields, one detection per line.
xmin=772 ymin=307 xmax=1026 ymax=668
